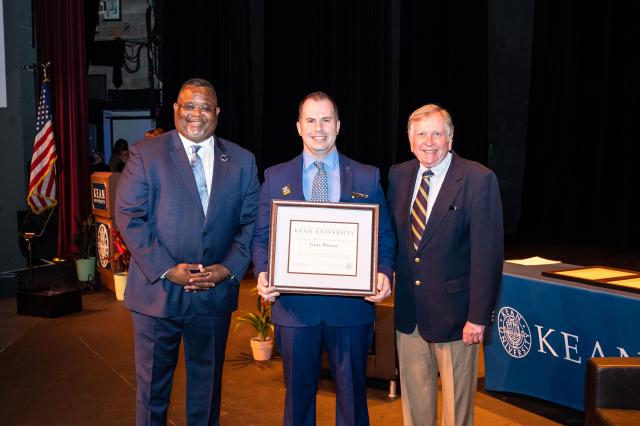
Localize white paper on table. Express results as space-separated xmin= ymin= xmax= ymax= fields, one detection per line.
xmin=506 ymin=256 xmax=562 ymax=266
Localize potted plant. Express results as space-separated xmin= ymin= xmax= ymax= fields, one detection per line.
xmin=110 ymin=228 xmax=130 ymax=301
xmin=73 ymin=215 xmax=96 ymax=282
xmin=233 ymin=289 xmax=275 ymax=361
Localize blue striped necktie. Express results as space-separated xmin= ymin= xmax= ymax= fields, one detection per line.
xmin=190 ymin=145 xmax=209 ymax=213
xmin=410 ymin=170 xmax=434 ymax=250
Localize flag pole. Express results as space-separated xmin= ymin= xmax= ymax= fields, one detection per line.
xmin=27 ymin=61 xmax=58 ymax=214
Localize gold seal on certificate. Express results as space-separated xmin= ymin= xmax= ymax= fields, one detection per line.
xmin=268 ymin=200 xmax=379 ymax=296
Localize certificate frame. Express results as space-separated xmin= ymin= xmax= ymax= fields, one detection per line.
xmin=542 ymin=266 xmax=640 ymax=294
xmin=268 ymin=200 xmax=379 ymax=296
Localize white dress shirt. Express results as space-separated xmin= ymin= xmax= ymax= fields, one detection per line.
xmin=178 ymin=134 xmax=215 ymax=196
xmin=302 ymin=149 xmax=341 ymax=202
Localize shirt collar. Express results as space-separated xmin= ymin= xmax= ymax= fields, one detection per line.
xmin=418 ymin=151 xmax=452 ymax=177
xmin=178 ymin=134 xmax=214 ymax=154
xmin=303 ymin=148 xmax=339 ymax=172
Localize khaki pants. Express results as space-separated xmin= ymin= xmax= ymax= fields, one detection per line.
xmin=396 ymin=327 xmax=478 ymax=426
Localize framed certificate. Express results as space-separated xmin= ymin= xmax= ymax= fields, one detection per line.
xmin=542 ymin=266 xmax=640 ymax=294
xmin=268 ymin=200 xmax=379 ymax=296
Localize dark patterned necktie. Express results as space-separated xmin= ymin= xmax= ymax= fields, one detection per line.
xmin=190 ymin=145 xmax=209 ymax=213
xmin=310 ymin=161 xmax=329 ymax=202
xmin=410 ymin=170 xmax=434 ymax=250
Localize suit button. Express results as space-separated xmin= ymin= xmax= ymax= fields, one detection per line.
xmin=415 ymin=280 xmax=421 ymax=286
xmin=414 ymin=257 xmax=420 ymax=263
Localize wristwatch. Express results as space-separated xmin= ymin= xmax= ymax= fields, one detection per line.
xmin=224 ymin=272 xmax=236 ymax=282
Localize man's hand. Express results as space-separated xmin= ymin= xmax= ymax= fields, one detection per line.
xmin=183 ymin=264 xmax=231 ymax=292
xmin=462 ymin=321 xmax=486 ymax=345
xmin=257 ymin=272 xmax=279 ymax=302
xmin=365 ymin=273 xmax=391 ymax=303
xmin=166 ymin=263 xmax=212 ymax=292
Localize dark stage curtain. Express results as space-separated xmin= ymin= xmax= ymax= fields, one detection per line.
xmin=263 ymin=0 xmax=393 ymax=176
xmin=158 ymin=0 xmax=257 ymax=156
xmin=520 ymin=1 xmax=640 ymax=248
xmin=397 ymin=1 xmax=489 ymax=165
xmin=35 ymin=0 xmax=90 ymax=258
xmin=156 ymin=1 xmax=488 ymax=182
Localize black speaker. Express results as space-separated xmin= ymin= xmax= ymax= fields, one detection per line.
xmin=88 ymin=74 xmax=107 ymax=101
xmin=16 ymin=289 xmax=82 ymax=318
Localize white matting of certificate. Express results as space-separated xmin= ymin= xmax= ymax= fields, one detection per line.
xmin=269 ymin=200 xmax=378 ymax=296
xmin=287 ymin=220 xmax=359 ymax=276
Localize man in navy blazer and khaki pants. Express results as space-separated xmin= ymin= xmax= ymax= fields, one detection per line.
xmin=388 ymin=104 xmax=503 ymax=426
xmin=116 ymin=78 xmax=260 ymax=425
xmin=253 ymin=92 xmax=396 ymax=425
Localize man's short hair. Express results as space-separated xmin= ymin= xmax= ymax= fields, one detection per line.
xmin=179 ymin=78 xmax=217 ymax=101
xmin=407 ymin=104 xmax=454 ymax=140
xmin=298 ymin=91 xmax=339 ymax=120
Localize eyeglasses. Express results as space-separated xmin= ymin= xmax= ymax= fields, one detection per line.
xmin=176 ymin=102 xmax=218 ymax=113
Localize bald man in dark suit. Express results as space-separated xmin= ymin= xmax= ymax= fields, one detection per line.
xmin=116 ymin=78 xmax=259 ymax=425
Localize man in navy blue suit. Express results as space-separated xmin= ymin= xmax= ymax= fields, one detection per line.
xmin=252 ymin=92 xmax=396 ymax=425
xmin=388 ymin=104 xmax=503 ymax=425
xmin=116 ymin=78 xmax=260 ymax=425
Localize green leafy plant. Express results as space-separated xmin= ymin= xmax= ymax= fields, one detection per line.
xmin=233 ymin=289 xmax=274 ymax=342
xmin=72 ymin=215 xmax=95 ymax=259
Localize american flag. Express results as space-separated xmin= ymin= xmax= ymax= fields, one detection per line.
xmin=27 ymin=79 xmax=57 ymax=213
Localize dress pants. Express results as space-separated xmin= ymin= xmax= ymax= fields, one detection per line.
xmin=396 ymin=327 xmax=478 ymax=426
xmin=275 ymin=322 xmax=374 ymax=426
xmin=131 ymin=310 xmax=231 ymax=426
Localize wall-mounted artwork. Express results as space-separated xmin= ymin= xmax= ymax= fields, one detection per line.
xmin=103 ymin=0 xmax=121 ymax=21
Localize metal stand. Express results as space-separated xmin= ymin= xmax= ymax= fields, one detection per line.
xmin=21 ymin=232 xmax=39 ymax=314
xmin=18 ymin=208 xmax=55 ymax=295
xmin=388 ymin=379 xmax=398 ymax=399
xmin=16 ymin=208 xmax=82 ymax=318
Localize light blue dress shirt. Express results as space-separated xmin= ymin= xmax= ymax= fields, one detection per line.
xmin=302 ymin=149 xmax=340 ymax=202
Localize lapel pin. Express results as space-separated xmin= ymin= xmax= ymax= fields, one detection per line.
xmin=282 ymin=184 xmax=292 ymax=196
xmin=220 ymin=154 xmax=229 ymax=162
xmin=351 ymin=192 xmax=368 ymax=199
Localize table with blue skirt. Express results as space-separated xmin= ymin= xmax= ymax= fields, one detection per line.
xmin=483 ymin=262 xmax=640 ymax=411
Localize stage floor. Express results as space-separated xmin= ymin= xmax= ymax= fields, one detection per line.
xmin=0 ymin=264 xmax=587 ymax=425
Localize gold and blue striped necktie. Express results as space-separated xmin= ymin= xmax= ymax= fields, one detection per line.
xmin=410 ymin=170 xmax=434 ymax=251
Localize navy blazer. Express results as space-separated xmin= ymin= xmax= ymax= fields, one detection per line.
xmin=115 ymin=130 xmax=260 ymax=318
xmin=251 ymin=153 xmax=396 ymax=327
xmin=388 ymin=153 xmax=504 ymax=342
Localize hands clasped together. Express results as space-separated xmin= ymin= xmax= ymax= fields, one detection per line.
xmin=166 ymin=263 xmax=231 ymax=292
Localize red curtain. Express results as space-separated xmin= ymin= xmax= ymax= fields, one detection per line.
xmin=35 ymin=0 xmax=90 ymax=258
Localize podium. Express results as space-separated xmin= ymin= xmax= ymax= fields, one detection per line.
xmin=91 ymin=172 xmax=120 ymax=292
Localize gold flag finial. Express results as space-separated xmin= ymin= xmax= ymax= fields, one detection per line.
xmin=41 ymin=62 xmax=51 ymax=82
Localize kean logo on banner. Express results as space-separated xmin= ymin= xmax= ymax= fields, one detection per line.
xmin=497 ymin=306 xmax=532 ymax=358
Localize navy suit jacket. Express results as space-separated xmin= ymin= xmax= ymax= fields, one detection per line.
xmin=251 ymin=153 xmax=396 ymax=327
xmin=115 ymin=130 xmax=260 ymax=318
xmin=388 ymin=153 xmax=504 ymax=342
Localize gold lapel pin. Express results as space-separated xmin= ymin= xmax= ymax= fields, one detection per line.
xmin=351 ymin=192 xmax=368 ymax=199
xmin=282 ymin=184 xmax=292 ymax=196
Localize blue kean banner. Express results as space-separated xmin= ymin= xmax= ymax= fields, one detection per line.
xmin=483 ymin=262 xmax=640 ymax=411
